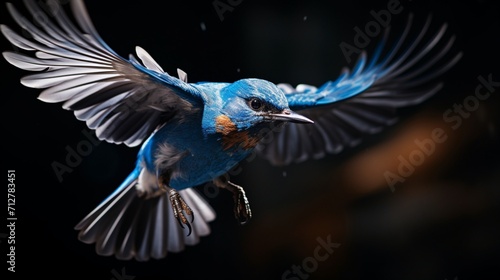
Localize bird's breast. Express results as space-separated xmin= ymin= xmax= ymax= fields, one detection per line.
xmin=140 ymin=115 xmax=255 ymax=190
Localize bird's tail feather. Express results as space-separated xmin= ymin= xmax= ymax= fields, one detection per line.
xmin=74 ymin=169 xmax=216 ymax=261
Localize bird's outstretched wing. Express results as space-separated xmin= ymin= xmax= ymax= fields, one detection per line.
xmin=256 ymin=14 xmax=462 ymax=165
xmin=2 ymin=0 xmax=205 ymax=147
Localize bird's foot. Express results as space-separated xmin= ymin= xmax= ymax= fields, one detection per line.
xmin=168 ymin=189 xmax=194 ymax=235
xmin=232 ymin=185 xmax=252 ymax=224
xmin=214 ymin=176 xmax=252 ymax=224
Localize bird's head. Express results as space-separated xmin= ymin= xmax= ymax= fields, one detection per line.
xmin=217 ymin=79 xmax=313 ymax=131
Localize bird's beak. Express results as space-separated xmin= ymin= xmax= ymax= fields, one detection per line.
xmin=267 ymin=109 xmax=314 ymax=124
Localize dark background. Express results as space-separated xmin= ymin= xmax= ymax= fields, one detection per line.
xmin=2 ymin=0 xmax=499 ymax=279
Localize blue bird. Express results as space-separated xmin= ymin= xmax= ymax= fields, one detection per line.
xmin=2 ymin=0 xmax=461 ymax=261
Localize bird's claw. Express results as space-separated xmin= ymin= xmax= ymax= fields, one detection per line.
xmin=168 ymin=189 xmax=194 ymax=236
xmin=233 ymin=188 xmax=252 ymax=224
xmin=213 ymin=176 xmax=253 ymax=224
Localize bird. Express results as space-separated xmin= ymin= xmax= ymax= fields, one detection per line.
xmin=1 ymin=0 xmax=461 ymax=261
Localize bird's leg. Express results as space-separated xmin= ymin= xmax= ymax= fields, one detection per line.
xmin=156 ymin=169 xmax=178 ymax=194
xmin=213 ymin=176 xmax=252 ymax=224
xmin=157 ymin=171 xmax=194 ymax=236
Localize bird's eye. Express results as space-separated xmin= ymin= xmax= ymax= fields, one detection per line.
xmin=249 ymin=98 xmax=265 ymax=111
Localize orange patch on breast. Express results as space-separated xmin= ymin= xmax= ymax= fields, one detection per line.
xmin=215 ymin=115 xmax=259 ymax=150
xmin=216 ymin=115 xmax=237 ymax=135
